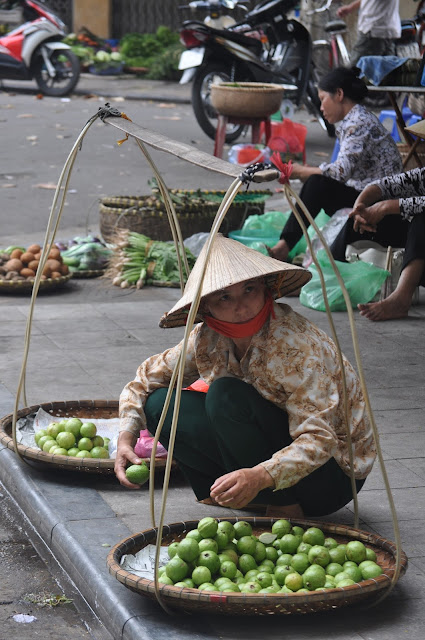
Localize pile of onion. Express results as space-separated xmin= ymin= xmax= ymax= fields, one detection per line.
xmin=0 ymin=245 xmax=69 ymax=281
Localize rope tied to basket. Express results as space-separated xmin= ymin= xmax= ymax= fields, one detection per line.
xmin=96 ymin=102 xmax=133 ymax=145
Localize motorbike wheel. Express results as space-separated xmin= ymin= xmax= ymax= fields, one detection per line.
xmin=192 ymin=64 xmax=252 ymax=143
xmin=33 ymin=49 xmax=80 ymax=97
xmin=305 ymin=80 xmax=335 ymax=138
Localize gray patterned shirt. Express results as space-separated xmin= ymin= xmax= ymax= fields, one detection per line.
xmin=372 ymin=166 xmax=425 ymax=222
xmin=319 ymin=103 xmax=402 ymax=192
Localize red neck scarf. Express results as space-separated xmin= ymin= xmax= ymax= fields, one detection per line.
xmin=203 ymin=296 xmax=275 ymax=339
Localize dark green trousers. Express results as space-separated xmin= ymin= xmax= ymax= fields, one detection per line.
xmin=145 ymin=377 xmax=364 ymax=516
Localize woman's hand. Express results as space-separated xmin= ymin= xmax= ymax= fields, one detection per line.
xmin=290 ymin=163 xmax=322 ymax=183
xmin=114 ymin=430 xmax=143 ymax=489
xmin=210 ymin=465 xmax=274 ymax=509
xmin=349 ymin=201 xmax=388 ymax=233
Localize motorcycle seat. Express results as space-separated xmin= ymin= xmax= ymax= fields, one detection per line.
xmin=215 ymin=27 xmax=264 ymax=55
xmin=324 ymin=20 xmax=347 ymax=35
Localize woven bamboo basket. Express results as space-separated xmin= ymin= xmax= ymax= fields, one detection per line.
xmin=107 ymin=516 xmax=408 ymax=616
xmin=99 ymin=191 xmax=270 ymax=244
xmin=0 ymin=274 xmax=72 ymax=293
xmin=397 ymin=142 xmax=425 ymax=171
xmin=210 ymin=83 xmax=285 ymax=119
xmin=70 ymin=268 xmax=105 ymax=279
xmin=0 ymin=399 xmax=172 ymax=474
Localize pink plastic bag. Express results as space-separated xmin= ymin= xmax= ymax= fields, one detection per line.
xmin=134 ymin=429 xmax=168 ymax=459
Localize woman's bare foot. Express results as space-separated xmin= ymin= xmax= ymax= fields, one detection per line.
xmin=358 ymin=294 xmax=410 ymax=321
xmin=267 ymin=239 xmax=290 ymax=262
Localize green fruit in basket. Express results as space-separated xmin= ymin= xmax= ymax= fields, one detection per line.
xmin=192 ymin=565 xmax=211 ymax=586
xmin=308 ymin=545 xmax=330 ymax=567
xmin=65 ymin=418 xmax=83 ymax=436
xmin=239 ymin=580 xmax=261 ymax=594
xmin=219 ymin=549 xmax=238 ymax=565
xmin=271 ymin=519 xmax=291 ymax=538
xmin=238 ymin=553 xmax=257 ymax=575
xmin=42 ymin=439 xmax=57 ymax=453
xmin=359 ymin=561 xmax=383 ymax=580
xmin=176 ymin=538 xmax=199 ymax=563
xmin=91 ymin=446 xmax=109 ymax=459
xmin=56 ymin=431 xmax=76 ymax=450
xmin=92 ymin=435 xmax=104 ymax=448
xmin=80 ymin=422 xmax=97 ymax=438
xmin=326 ymin=562 xmax=344 ymax=577
xmin=198 ymin=582 xmax=216 ymax=591
xmin=78 ymin=437 xmax=93 ymax=451
xmin=103 ymin=436 xmax=111 ymax=448
xmin=76 ymin=450 xmax=92 ymax=458
xmin=219 ymin=560 xmax=237 ymax=580
xmin=302 ymin=564 xmax=326 ymax=590
xmin=328 ymin=545 xmax=347 ymax=565
xmin=302 ymin=527 xmax=325 ymax=547
xmin=47 ymin=422 xmax=64 ymax=438
xmin=365 ymin=547 xmax=377 ymax=562
xmin=233 ymin=520 xmax=252 ymax=539
xmin=346 ymin=540 xmax=367 ymax=564
xmin=217 ymin=521 xmax=235 ymax=540
xmin=291 ymin=526 xmax=305 ymax=538
xmin=324 ymin=537 xmax=338 ymax=550
xmin=34 ymin=429 xmax=47 ymax=445
xmin=285 ymin=571 xmax=303 ymax=592
xmin=198 ymin=538 xmax=218 ymax=554
xmin=186 ymin=529 xmax=202 ymax=543
xmin=237 ymin=535 xmax=256 ymax=556
xmin=333 ymin=571 xmax=351 ymax=584
xmin=265 ymin=546 xmax=279 ymax=563
xmin=214 ymin=530 xmax=229 ymax=550
xmin=125 ymin=463 xmax=149 ymax=485
xmin=279 ymin=534 xmax=300 ymax=554
xmin=52 ymin=447 xmax=68 ymax=456
xmin=198 ymin=550 xmax=220 ymax=574
xmin=67 ymin=447 xmax=80 ymax=457
xmin=158 ymin=574 xmax=173 ymax=585
xmin=37 ymin=435 xmax=52 ymax=449
xmin=167 ymin=542 xmax=180 ymax=559
xmin=337 ymin=578 xmax=356 ymax=587
xmin=197 ymin=517 xmax=218 ymax=539
xmin=342 ymin=564 xmax=363 ymax=583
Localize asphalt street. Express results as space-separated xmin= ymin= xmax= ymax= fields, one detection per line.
xmin=1 ymin=74 xmax=425 ymax=640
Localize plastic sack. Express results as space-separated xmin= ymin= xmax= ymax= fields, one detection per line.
xmin=260 ymin=118 xmax=307 ymax=163
xmin=228 ymin=144 xmax=270 ymax=166
xmin=302 ymin=208 xmax=351 ymax=268
xmin=134 ymin=429 xmax=168 ymax=459
xmin=242 ymin=210 xmax=290 ymax=234
xmin=299 ymin=250 xmax=390 ymax=312
xmin=288 ymin=209 xmax=331 ymax=261
xmin=184 ymin=232 xmax=209 ymax=256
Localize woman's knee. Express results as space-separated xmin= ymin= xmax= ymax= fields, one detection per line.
xmin=205 ymin=377 xmax=252 ymax=420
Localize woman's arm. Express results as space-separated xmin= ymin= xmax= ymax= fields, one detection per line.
xmin=290 ymin=163 xmax=322 ymax=182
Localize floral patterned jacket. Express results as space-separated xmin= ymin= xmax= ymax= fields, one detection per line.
xmin=371 ymin=166 xmax=425 ymax=222
xmin=119 ymin=303 xmax=375 ymax=490
xmin=319 ymin=103 xmax=402 ymax=192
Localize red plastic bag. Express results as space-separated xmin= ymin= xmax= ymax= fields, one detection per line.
xmin=261 ymin=118 xmax=307 ymax=163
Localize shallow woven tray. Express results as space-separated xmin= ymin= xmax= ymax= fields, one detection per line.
xmin=0 ymin=399 xmax=171 ymax=474
xmin=107 ymin=516 xmax=408 ymax=616
xmin=0 ymin=274 xmax=72 ymax=292
xmin=70 ymin=269 xmax=105 ymax=279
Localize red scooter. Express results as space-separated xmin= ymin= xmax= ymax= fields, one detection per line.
xmin=0 ymin=0 xmax=80 ymax=96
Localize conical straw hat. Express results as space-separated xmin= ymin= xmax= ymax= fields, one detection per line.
xmin=159 ymin=234 xmax=312 ymax=328
xmin=405 ymin=118 xmax=425 ymax=140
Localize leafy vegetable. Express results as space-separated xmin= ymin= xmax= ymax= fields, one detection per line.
xmin=105 ymin=231 xmax=195 ymax=289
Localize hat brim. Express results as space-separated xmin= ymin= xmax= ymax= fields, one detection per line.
xmin=159 ymin=236 xmax=312 ymax=328
xmin=405 ymin=118 xmax=425 ymax=139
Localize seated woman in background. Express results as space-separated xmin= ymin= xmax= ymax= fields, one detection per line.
xmin=331 ymin=167 xmax=425 ymax=321
xmin=269 ymin=66 xmax=402 ymax=263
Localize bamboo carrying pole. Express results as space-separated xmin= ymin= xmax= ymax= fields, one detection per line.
xmin=11 ymin=105 xmax=402 ymax=614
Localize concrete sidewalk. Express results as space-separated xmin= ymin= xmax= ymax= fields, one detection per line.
xmin=1 ymin=274 xmax=425 ymax=640
xmin=1 ymin=74 xmax=425 ymax=639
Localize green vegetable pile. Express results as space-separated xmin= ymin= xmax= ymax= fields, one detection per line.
xmin=105 ymin=231 xmax=195 ymax=289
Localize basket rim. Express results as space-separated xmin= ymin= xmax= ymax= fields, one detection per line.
xmin=107 ymin=516 xmax=408 ymax=614
xmin=0 ymin=399 xmax=169 ymax=473
xmin=0 ymin=273 xmax=72 ymax=291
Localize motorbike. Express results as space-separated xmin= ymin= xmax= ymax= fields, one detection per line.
xmin=0 ymin=0 xmax=80 ymax=96
xmin=178 ymin=0 xmax=335 ymax=143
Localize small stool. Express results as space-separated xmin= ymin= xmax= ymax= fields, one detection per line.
xmin=378 ymin=107 xmax=422 ymax=142
xmin=214 ymin=114 xmax=272 ymax=159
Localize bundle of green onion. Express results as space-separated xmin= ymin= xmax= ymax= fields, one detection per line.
xmin=105 ymin=230 xmax=196 ymax=289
